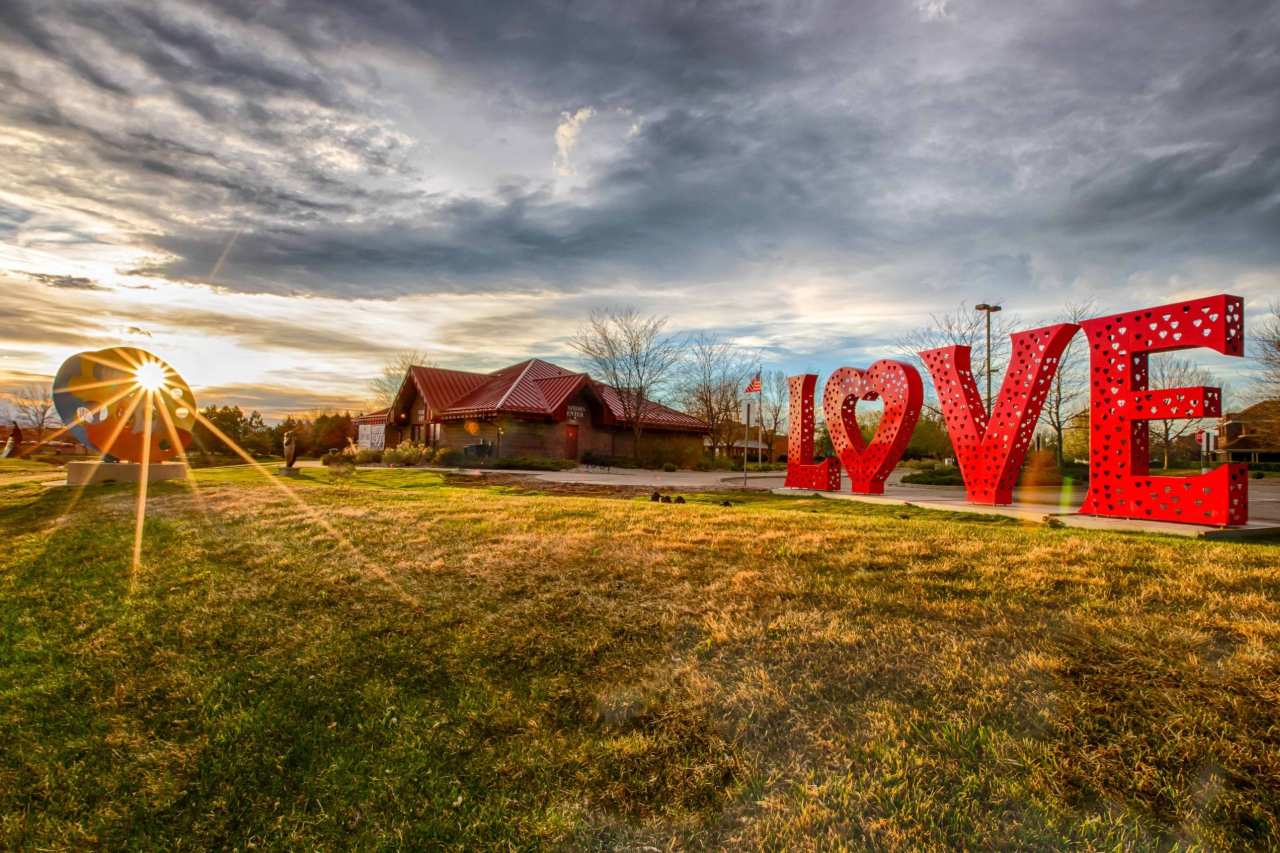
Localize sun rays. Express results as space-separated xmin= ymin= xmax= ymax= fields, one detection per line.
xmin=39 ymin=345 xmax=409 ymax=606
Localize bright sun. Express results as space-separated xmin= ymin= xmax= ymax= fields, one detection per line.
xmin=134 ymin=361 xmax=167 ymax=391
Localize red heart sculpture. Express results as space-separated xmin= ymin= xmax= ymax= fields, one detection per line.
xmin=822 ymin=360 xmax=923 ymax=494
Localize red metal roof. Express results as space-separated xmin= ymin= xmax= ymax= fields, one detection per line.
xmin=399 ymin=357 xmax=706 ymax=431
xmin=407 ymin=366 xmax=493 ymax=415
xmin=353 ymin=407 xmax=389 ymax=425
xmin=592 ymin=382 xmax=708 ymax=430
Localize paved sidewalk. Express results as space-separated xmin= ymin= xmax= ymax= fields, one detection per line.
xmin=777 ymin=475 xmax=1280 ymax=540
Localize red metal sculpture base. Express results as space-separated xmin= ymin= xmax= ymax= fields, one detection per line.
xmin=784 ymin=374 xmax=841 ymax=491
xmin=1077 ymin=294 xmax=1247 ymax=526
xmin=822 ymin=361 xmax=922 ymax=494
xmin=921 ymin=323 xmax=1078 ymax=505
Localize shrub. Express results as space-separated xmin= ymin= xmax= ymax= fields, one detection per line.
xmin=327 ymin=457 xmax=356 ymax=479
xmin=901 ymin=465 xmax=965 ymax=486
xmin=662 ymin=462 xmax=678 ymax=472
xmin=354 ymin=448 xmax=382 ymax=464
xmin=320 ymin=449 xmax=343 ymax=466
xmin=581 ymin=450 xmax=613 ymax=467
xmin=478 ymin=456 xmax=577 ymax=471
xmin=695 ymin=455 xmax=735 ymax=471
xmin=433 ymin=448 xmax=464 ymax=467
xmin=382 ymin=441 xmax=428 ymax=466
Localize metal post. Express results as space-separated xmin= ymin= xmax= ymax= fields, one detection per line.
xmin=756 ymin=391 xmax=762 ymax=468
xmin=985 ymin=312 xmax=992 ymax=416
xmin=743 ymin=401 xmax=750 ymax=488
xmin=975 ymin=303 xmax=1002 ymax=419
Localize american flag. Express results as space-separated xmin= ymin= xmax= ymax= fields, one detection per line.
xmin=744 ymin=372 xmax=761 ymax=394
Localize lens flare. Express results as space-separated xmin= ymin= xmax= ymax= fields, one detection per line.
xmin=45 ymin=346 xmax=401 ymax=604
xmin=134 ymin=361 xmax=167 ymax=392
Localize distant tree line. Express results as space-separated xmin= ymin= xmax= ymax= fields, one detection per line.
xmin=191 ymin=406 xmax=355 ymax=458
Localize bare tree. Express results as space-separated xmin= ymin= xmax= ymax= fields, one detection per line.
xmin=896 ymin=301 xmax=1020 ymax=415
xmin=676 ymin=333 xmax=751 ymax=456
xmin=368 ymin=350 xmax=432 ymax=409
xmin=12 ymin=384 xmax=58 ymax=434
xmin=1040 ymin=300 xmax=1094 ymax=466
xmin=1148 ymin=357 xmax=1214 ymax=469
xmin=1256 ymin=301 xmax=1280 ymax=401
xmin=569 ymin=307 xmax=684 ymax=460
xmin=759 ymin=369 xmax=789 ymax=461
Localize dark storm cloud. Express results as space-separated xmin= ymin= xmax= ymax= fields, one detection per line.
xmin=1 ymin=0 xmax=1278 ymax=307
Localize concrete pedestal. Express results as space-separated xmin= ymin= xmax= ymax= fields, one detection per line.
xmin=66 ymin=461 xmax=188 ymax=487
xmin=278 ymin=466 xmax=300 ymax=477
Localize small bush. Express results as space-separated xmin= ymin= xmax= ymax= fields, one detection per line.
xmin=662 ymin=462 xmax=678 ymax=472
xmin=327 ymin=457 xmax=356 ymax=479
xmin=433 ymin=448 xmax=464 ymax=467
xmin=354 ymin=448 xmax=383 ymax=464
xmin=476 ymin=456 xmax=577 ymax=471
xmin=381 ymin=441 xmax=429 ymax=466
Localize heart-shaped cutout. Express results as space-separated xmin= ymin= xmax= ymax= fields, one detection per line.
xmin=822 ymin=360 xmax=923 ymax=494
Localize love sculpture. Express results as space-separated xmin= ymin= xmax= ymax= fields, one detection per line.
xmin=823 ymin=361 xmax=922 ymax=494
xmin=785 ymin=294 xmax=1249 ymax=526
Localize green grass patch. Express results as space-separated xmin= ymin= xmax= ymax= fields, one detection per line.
xmin=1 ymin=466 xmax=1278 ymax=848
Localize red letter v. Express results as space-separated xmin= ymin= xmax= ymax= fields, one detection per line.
xmin=921 ymin=323 xmax=1078 ymax=504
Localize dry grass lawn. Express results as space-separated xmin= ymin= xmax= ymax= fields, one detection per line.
xmin=1 ymin=461 xmax=1278 ymax=849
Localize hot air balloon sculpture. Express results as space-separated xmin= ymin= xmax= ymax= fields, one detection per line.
xmin=52 ymin=347 xmax=195 ymax=486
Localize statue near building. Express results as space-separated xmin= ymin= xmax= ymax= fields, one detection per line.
xmin=280 ymin=430 xmax=299 ymax=475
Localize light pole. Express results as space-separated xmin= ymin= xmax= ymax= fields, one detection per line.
xmin=974 ymin=303 xmax=1002 ymax=418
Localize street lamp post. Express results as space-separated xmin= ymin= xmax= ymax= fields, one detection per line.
xmin=974 ymin=303 xmax=1002 ymax=418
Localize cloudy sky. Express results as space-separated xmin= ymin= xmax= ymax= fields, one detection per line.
xmin=2 ymin=0 xmax=1277 ymax=417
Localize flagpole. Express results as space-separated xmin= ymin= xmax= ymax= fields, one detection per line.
xmin=742 ymin=399 xmax=750 ymax=489
xmin=757 ymin=364 xmax=763 ymax=467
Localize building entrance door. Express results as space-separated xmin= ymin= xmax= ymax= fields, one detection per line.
xmin=564 ymin=425 xmax=579 ymax=460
